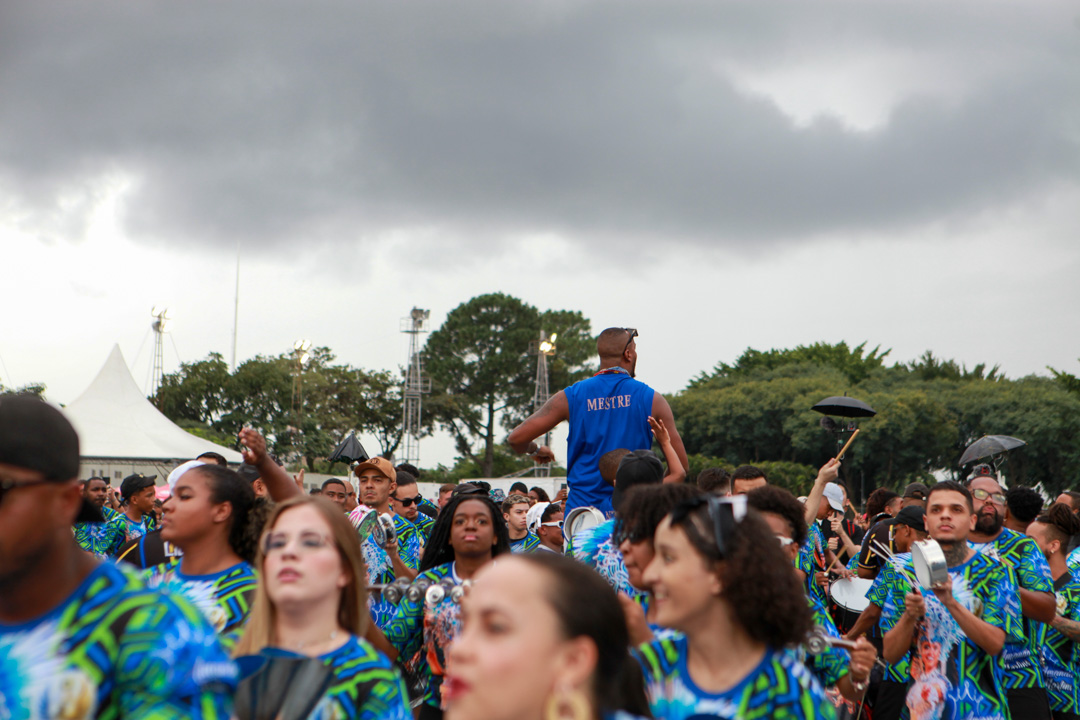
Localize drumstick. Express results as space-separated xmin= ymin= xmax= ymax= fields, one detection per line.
xmin=836 ymin=429 xmax=861 ymax=460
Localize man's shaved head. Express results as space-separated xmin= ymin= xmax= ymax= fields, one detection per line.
xmin=597 ymin=327 xmax=635 ymax=360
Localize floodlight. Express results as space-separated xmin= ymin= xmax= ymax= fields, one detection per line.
xmin=294 ymin=339 xmax=312 ymax=352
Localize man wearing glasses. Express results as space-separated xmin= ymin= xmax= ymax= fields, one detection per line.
xmin=967 ymin=473 xmax=1057 ymax=720
xmin=391 ymin=470 xmax=434 ymax=541
xmin=508 ymin=326 xmax=688 ymax=517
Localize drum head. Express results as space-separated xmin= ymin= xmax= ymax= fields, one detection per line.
xmin=912 ymin=539 xmax=948 ymax=589
xmin=829 ymin=577 xmax=872 ymax=613
xmin=349 ymin=506 xmax=384 ymax=545
xmin=564 ymin=507 xmax=605 ymax=543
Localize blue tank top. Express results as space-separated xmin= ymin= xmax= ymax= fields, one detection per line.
xmin=563 ymin=369 xmax=654 ymax=516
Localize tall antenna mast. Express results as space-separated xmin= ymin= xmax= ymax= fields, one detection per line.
xmin=150 ymin=306 xmax=171 ymax=401
xmin=400 ymin=308 xmax=431 ymax=466
xmin=530 ymin=331 xmax=557 ymax=477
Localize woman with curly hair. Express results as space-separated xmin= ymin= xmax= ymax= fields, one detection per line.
xmin=636 ymin=494 xmax=833 ymax=720
xmin=379 ymin=488 xmax=511 ymax=719
xmin=146 ymin=462 xmax=269 ymax=646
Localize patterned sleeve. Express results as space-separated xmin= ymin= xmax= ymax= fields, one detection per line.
xmin=1014 ymin=537 xmax=1054 ymax=594
xmin=102 ymin=516 xmax=131 ymax=557
xmin=807 ymin=600 xmax=849 ymax=688
xmin=979 ymin=562 xmax=1025 ymax=644
xmin=383 ymin=583 xmax=427 ymax=659
xmin=117 ymin=595 xmax=237 ymax=719
xmin=875 ymin=565 xmax=907 ymax=633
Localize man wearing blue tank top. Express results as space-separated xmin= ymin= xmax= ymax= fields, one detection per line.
xmin=508 ymin=327 xmax=688 ymax=517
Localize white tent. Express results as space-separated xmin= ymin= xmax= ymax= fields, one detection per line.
xmin=65 ymin=345 xmax=243 ymax=465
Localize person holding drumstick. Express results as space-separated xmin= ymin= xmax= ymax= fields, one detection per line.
xmin=748 ymin=485 xmax=878 ymax=705
xmin=880 ymin=481 xmax=1022 ymax=720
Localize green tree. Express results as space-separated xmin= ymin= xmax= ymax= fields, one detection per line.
xmin=424 ymin=293 xmax=595 ymax=477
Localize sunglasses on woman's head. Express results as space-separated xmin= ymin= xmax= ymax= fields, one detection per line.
xmin=669 ymin=494 xmax=747 ymax=559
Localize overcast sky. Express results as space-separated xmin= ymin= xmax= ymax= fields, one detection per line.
xmin=2 ymin=1 xmax=1078 ymax=466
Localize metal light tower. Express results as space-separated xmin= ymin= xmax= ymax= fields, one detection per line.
xmin=530 ymin=331 xmax=557 ymax=477
xmin=150 ymin=307 xmax=171 ymax=400
xmin=400 ymin=308 xmax=431 ymax=466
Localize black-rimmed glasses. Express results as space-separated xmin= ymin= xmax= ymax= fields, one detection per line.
xmin=395 ymin=494 xmax=424 ymax=507
xmin=0 ymin=477 xmax=54 ymax=506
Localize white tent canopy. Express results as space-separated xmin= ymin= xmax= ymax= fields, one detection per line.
xmin=64 ymin=345 xmax=243 ymax=464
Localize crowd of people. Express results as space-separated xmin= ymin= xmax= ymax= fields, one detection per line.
xmin=2 ymin=326 xmax=1080 ymax=720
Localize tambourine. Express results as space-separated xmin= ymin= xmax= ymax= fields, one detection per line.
xmin=370 ymin=577 xmax=471 ymax=607
xmin=349 ymin=506 xmax=398 ymax=549
xmin=564 ymin=506 xmax=606 ymax=544
xmin=911 ymin=539 xmax=949 ymax=589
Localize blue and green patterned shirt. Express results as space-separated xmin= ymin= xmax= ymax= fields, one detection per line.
xmin=243 ymin=636 xmax=410 ymax=720
xmin=1036 ymin=570 xmax=1080 ymax=715
xmin=411 ymin=513 xmax=436 ymax=542
xmin=354 ymin=512 xmax=422 ymax=630
xmin=797 ymin=521 xmax=830 ymax=608
xmin=797 ymin=596 xmax=849 ymax=689
xmin=509 ymin=532 xmax=541 ymax=553
xmin=636 ymin=635 xmax=834 ymax=720
xmin=0 ymin=560 xmax=236 ymax=719
xmin=970 ymin=527 xmax=1053 ymax=690
xmin=878 ymin=550 xmax=1022 ymax=720
xmin=144 ymin=558 xmax=257 ymax=648
xmin=866 ymin=553 xmax=914 ymax=687
xmin=104 ymin=512 xmax=157 ymax=553
xmin=74 ymin=511 xmax=128 ymax=559
xmin=568 ymin=519 xmax=644 ymax=601
xmin=383 ymin=562 xmax=463 ymax=709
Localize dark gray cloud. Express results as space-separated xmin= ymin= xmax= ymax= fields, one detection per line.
xmin=1 ymin=1 xmax=1077 ymax=255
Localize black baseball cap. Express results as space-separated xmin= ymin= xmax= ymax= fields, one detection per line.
xmin=236 ymin=463 xmax=261 ymax=483
xmin=903 ymin=482 xmax=929 ymax=500
xmin=120 ymin=473 xmax=156 ymax=500
xmin=612 ymin=449 xmax=664 ymax=509
xmin=0 ymin=393 xmax=103 ymax=523
xmin=895 ymin=505 xmax=926 ymax=533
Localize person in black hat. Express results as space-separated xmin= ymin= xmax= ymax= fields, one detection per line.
xmin=856 ymin=505 xmax=928 ymax=581
xmin=0 ymin=393 xmax=236 ymax=717
xmin=901 ymin=482 xmax=929 ymax=509
xmin=105 ymin=472 xmax=158 ymax=548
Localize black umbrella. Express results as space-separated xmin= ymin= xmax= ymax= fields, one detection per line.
xmin=327 ymin=432 xmax=368 ymax=465
xmin=958 ymin=435 xmax=1025 ymax=467
xmin=811 ymin=395 xmax=877 ymax=418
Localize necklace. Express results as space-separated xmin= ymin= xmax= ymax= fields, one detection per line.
xmin=593 ymin=367 xmax=628 ymax=377
xmin=290 ymin=629 xmax=339 ymax=652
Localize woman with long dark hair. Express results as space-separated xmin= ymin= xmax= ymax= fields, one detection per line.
xmin=637 ymin=495 xmax=833 ymax=719
xmin=380 ymin=487 xmax=511 ymax=719
xmin=232 ymin=495 xmax=411 ymax=720
xmin=445 ymin=552 xmax=652 ymax=720
xmin=147 ymin=462 xmax=269 ymax=644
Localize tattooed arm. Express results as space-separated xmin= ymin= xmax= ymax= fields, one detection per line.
xmin=1050 ymin=614 xmax=1080 ymax=643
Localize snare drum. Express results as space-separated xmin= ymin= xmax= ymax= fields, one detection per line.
xmin=828 ymin=577 xmax=873 ymax=635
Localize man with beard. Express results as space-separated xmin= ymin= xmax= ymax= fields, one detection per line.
xmin=73 ymin=476 xmax=123 ymax=557
xmin=882 ymin=481 xmax=1021 ymax=720
xmin=968 ymin=474 xmax=1056 ymax=720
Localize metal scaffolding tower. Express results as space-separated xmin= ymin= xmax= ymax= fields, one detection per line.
xmin=530 ymin=331 xmax=557 ymax=477
xmin=400 ymin=308 xmax=431 ymax=466
xmin=149 ymin=307 xmax=171 ymax=401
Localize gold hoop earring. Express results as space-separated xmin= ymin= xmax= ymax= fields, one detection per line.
xmin=544 ymin=686 xmax=592 ymax=720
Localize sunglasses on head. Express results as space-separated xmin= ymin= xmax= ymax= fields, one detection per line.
xmin=395 ymin=493 xmax=424 ymax=507
xmin=612 ymin=518 xmax=652 ymax=546
xmin=669 ymin=494 xmax=747 ymax=559
xmin=622 ymin=328 xmax=638 ymax=355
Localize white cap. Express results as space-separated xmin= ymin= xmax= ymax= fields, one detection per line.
xmin=167 ymin=459 xmax=206 ymax=492
xmin=823 ymin=482 xmax=845 ymax=513
xmin=526 ymin=502 xmax=551 ymax=534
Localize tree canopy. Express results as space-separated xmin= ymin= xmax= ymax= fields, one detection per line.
xmin=672 ymin=342 xmax=1080 ymax=498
